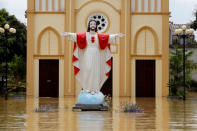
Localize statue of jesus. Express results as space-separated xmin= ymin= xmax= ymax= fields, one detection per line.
xmin=62 ymin=20 xmax=124 ymax=105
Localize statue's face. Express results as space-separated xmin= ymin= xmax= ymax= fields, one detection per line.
xmin=90 ymin=21 xmax=97 ymax=31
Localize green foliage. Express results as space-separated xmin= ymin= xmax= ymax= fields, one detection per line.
xmin=0 ymin=9 xmax=8 ymax=27
xmin=9 ymin=55 xmax=26 ymax=81
xmin=0 ymin=8 xmax=26 ymax=64
xmin=168 ymin=90 xmax=184 ymax=98
xmin=0 ymin=9 xmax=26 ymax=95
xmin=169 ymin=46 xmax=197 ymax=96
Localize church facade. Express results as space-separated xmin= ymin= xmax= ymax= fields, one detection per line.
xmin=26 ymin=0 xmax=169 ymax=97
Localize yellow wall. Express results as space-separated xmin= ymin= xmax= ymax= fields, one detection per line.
xmin=76 ymin=2 xmax=120 ymax=33
xmin=131 ymin=15 xmax=162 ymax=55
xmin=75 ymin=0 xmax=121 ymax=11
xmin=130 ymin=13 xmax=169 ymax=97
xmin=34 ymin=14 xmax=65 ymax=55
xmin=26 ymin=0 xmax=35 ymax=96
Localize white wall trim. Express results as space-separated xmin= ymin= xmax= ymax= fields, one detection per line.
xmin=131 ymin=59 xmax=136 ymax=98
xmin=156 ymin=59 xmax=162 ymax=97
xmin=34 ymin=59 xmax=39 ymax=98
xmin=112 ymin=55 xmax=119 ymax=97
xmin=59 ymin=59 xmax=64 ymax=97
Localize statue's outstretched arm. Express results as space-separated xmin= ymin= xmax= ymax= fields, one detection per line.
xmin=61 ymin=32 xmax=76 ymax=42
xmin=108 ymin=33 xmax=125 ymax=43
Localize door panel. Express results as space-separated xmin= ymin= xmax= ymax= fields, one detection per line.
xmin=136 ymin=60 xmax=155 ymax=97
xmin=39 ymin=60 xmax=59 ymax=97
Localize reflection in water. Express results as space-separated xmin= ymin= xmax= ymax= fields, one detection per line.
xmin=1 ymin=94 xmax=197 ymax=130
xmin=77 ymin=112 xmax=112 ymax=131
xmin=168 ymin=93 xmax=197 ymax=130
xmin=0 ymin=97 xmax=26 ymax=131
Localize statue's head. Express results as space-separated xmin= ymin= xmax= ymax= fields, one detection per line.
xmin=87 ymin=20 xmax=98 ymax=32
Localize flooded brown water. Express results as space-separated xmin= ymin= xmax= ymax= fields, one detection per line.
xmin=1 ymin=93 xmax=197 ymax=131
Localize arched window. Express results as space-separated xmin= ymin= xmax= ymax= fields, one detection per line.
xmin=37 ymin=27 xmax=62 ymax=55
xmin=134 ymin=26 xmax=159 ymax=55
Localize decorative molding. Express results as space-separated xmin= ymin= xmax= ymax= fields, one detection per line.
xmin=148 ymin=0 xmax=151 ymax=12
xmin=135 ymin=0 xmax=138 ymax=12
xmin=34 ymin=55 xmax=64 ymax=59
xmin=130 ymin=54 xmax=162 ymax=58
xmin=134 ymin=26 xmax=159 ymax=55
xmin=48 ymin=31 xmax=50 ymax=54
xmin=26 ymin=10 xmax=66 ymax=14
xmin=46 ymin=0 xmax=48 ymax=11
xmin=145 ymin=29 xmax=147 ymax=54
xmin=34 ymin=0 xmax=36 ymax=11
xmin=155 ymin=0 xmax=157 ymax=12
xmin=75 ymin=0 xmax=121 ymax=14
xmin=58 ymin=0 xmax=61 ymax=11
xmin=142 ymin=0 xmax=144 ymax=12
xmin=39 ymin=0 xmax=42 ymax=11
xmin=52 ymin=0 xmax=55 ymax=11
xmin=131 ymin=12 xmax=170 ymax=15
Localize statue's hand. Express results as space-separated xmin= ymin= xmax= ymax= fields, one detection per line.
xmin=61 ymin=32 xmax=69 ymax=37
xmin=117 ymin=33 xmax=125 ymax=38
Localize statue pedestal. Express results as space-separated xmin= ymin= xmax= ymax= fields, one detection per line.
xmin=72 ymin=103 xmax=109 ymax=111
xmin=72 ymin=91 xmax=109 ymax=111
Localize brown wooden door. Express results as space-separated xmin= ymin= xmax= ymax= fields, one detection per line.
xmin=101 ymin=58 xmax=113 ymax=97
xmin=39 ymin=60 xmax=59 ymax=97
xmin=136 ymin=60 xmax=155 ymax=97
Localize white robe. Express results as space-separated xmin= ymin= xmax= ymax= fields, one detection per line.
xmin=68 ymin=32 xmax=117 ymax=94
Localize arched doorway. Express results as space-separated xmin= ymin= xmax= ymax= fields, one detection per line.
xmin=133 ymin=26 xmax=159 ymax=97
xmin=37 ymin=26 xmax=62 ymax=97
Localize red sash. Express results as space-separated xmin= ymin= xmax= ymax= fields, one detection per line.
xmin=98 ymin=33 xmax=110 ymax=50
xmin=76 ymin=32 xmax=87 ymax=49
xmin=76 ymin=32 xmax=110 ymax=50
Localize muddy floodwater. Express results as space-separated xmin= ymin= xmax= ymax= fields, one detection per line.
xmin=1 ymin=93 xmax=197 ymax=131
